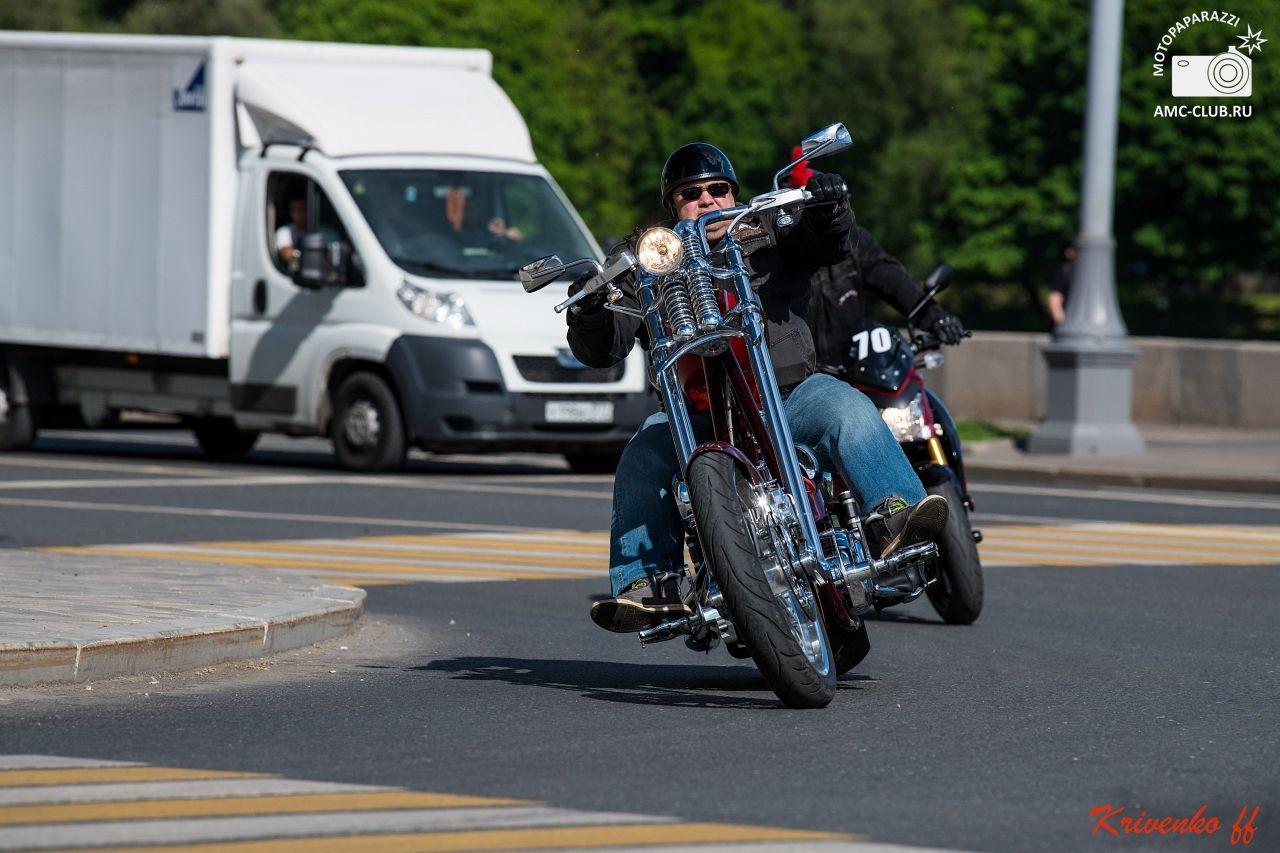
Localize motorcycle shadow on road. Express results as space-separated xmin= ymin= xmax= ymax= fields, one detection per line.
xmin=413 ymin=656 xmax=874 ymax=710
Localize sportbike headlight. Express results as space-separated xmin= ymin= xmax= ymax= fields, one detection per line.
xmin=879 ymin=393 xmax=931 ymax=442
xmin=635 ymin=227 xmax=683 ymax=275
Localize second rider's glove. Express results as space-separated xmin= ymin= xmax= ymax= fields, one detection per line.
xmin=931 ymin=313 xmax=967 ymax=345
xmin=805 ymin=173 xmax=849 ymax=209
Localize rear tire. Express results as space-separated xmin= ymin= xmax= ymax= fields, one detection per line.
xmin=193 ymin=417 xmax=259 ymax=458
xmin=563 ymin=449 xmax=622 ymax=474
xmin=925 ymin=478 xmax=984 ymax=624
xmin=331 ymin=371 xmax=406 ymax=472
xmin=688 ymin=452 xmax=836 ymax=708
xmin=831 ymin=621 xmax=871 ymax=676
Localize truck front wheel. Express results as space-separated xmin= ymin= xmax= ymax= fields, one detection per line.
xmin=331 ymin=371 xmax=406 ymax=472
xmin=193 ymin=417 xmax=259 ymax=458
xmin=0 ymin=373 xmax=37 ymax=451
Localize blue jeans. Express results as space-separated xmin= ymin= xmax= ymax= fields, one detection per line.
xmin=608 ymin=372 xmax=925 ymax=595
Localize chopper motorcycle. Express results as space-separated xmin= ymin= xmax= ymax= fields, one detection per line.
xmin=833 ymin=267 xmax=984 ymax=625
xmin=520 ymin=124 xmax=941 ymax=708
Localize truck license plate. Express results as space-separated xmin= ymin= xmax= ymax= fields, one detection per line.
xmin=545 ymin=401 xmax=614 ymax=424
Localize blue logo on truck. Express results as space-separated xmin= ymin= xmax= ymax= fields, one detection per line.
xmin=173 ymin=62 xmax=207 ymax=112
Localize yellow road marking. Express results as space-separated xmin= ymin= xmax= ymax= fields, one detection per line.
xmin=977 ymin=545 xmax=1269 ymax=563
xmin=176 ymin=541 xmax=608 ymax=566
xmin=983 ymin=527 xmax=1280 ymax=556
xmin=0 ymin=792 xmax=533 ymax=825
xmin=970 ymin=552 xmax=1107 ymax=566
xmin=360 ymin=532 xmax=609 ymax=550
xmin=51 ymin=822 xmax=852 ymax=853
xmin=39 ymin=548 xmax=601 ymax=580
xmin=0 ymin=767 xmax=269 ymax=787
xmin=988 ymin=523 xmax=1280 ymax=542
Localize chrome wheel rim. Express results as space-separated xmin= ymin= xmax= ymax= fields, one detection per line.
xmin=752 ymin=486 xmax=832 ymax=676
xmin=343 ymin=400 xmax=382 ymax=450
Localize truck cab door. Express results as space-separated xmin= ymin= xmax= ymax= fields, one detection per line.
xmin=230 ymin=162 xmax=361 ymax=428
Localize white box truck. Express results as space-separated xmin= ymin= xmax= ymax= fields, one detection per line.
xmin=0 ymin=32 xmax=649 ymax=471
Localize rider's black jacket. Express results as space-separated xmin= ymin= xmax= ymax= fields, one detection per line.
xmin=567 ymin=202 xmax=853 ymax=393
xmin=805 ymin=226 xmax=944 ymax=370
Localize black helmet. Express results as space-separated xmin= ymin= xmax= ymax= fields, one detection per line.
xmin=660 ymin=142 xmax=738 ymax=209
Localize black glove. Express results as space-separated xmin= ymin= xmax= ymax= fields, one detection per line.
xmin=566 ymin=273 xmax=607 ymax=319
xmin=805 ymin=173 xmax=848 ymax=208
xmin=930 ymin=312 xmax=967 ymax=345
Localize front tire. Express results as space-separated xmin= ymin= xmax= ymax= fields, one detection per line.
xmin=331 ymin=371 xmax=406 ymax=472
xmin=0 ymin=371 xmax=37 ymax=451
xmin=192 ymin=417 xmax=259 ymax=458
xmin=688 ymin=452 xmax=837 ymax=708
xmin=925 ymin=478 xmax=984 ymax=624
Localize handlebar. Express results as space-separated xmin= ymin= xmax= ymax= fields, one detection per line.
xmin=911 ymin=328 xmax=972 ymax=353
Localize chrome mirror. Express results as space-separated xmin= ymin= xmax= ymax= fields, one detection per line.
xmin=773 ymin=123 xmax=853 ymax=189
xmin=519 ymin=255 xmax=566 ymax=293
xmin=800 ymin=123 xmax=852 ymax=158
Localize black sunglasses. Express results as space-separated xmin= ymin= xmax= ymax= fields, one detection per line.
xmin=675 ymin=181 xmax=732 ymax=203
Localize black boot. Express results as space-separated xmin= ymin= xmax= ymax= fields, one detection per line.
xmin=865 ymin=494 xmax=948 ymax=559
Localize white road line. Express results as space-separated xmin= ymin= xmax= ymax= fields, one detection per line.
xmin=0 ymin=474 xmax=332 ymax=490
xmin=0 ymin=456 xmax=231 ymax=478
xmin=0 ymin=496 xmax=592 ymax=534
xmin=0 ymin=806 xmax=672 ymax=850
xmin=0 ymin=474 xmax=613 ymax=501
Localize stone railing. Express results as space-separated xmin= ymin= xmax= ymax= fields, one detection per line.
xmin=923 ymin=332 xmax=1280 ymax=429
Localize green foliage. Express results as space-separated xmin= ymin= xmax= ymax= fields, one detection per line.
xmin=7 ymin=0 xmax=1279 ymax=338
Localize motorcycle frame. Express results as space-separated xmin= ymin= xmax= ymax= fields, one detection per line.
xmin=639 ymin=205 xmax=827 ymax=580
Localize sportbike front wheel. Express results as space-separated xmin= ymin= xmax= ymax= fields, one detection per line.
xmin=687 ymin=452 xmax=836 ymax=709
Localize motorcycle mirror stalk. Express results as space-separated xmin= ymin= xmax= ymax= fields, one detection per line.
xmin=906 ymin=264 xmax=955 ymax=325
xmin=771 ymin=122 xmax=854 ymax=190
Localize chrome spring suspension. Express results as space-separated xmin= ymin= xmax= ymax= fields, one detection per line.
xmin=662 ymin=277 xmax=696 ymax=341
xmin=674 ymin=220 xmax=723 ymax=331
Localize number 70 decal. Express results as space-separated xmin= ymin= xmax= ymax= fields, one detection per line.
xmin=851 ymin=328 xmax=893 ymax=360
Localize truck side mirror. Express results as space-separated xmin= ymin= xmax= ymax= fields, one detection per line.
xmin=294 ymin=232 xmax=361 ymax=289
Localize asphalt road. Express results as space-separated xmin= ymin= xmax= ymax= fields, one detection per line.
xmin=1 ymin=429 xmax=1277 ymax=852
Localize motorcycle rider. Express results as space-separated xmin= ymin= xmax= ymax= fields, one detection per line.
xmin=567 ymin=141 xmax=948 ymax=633
xmin=780 ymin=153 xmax=967 ymax=367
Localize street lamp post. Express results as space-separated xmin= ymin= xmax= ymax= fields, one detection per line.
xmin=1026 ymin=0 xmax=1145 ymax=456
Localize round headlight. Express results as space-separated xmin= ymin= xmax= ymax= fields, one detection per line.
xmin=635 ymin=227 xmax=684 ymax=276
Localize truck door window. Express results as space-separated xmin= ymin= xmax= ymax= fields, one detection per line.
xmin=266 ymin=173 xmax=360 ymax=285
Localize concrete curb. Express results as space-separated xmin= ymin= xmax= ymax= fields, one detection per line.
xmin=0 ymin=552 xmax=366 ymax=688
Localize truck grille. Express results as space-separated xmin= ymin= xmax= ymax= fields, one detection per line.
xmin=514 ymin=356 xmax=624 ymax=384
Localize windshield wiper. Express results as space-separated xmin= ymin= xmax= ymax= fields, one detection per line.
xmin=390 ymin=257 xmax=471 ymax=278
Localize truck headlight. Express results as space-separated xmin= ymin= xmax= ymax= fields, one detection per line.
xmin=880 ymin=393 xmax=931 ymax=442
xmin=397 ymin=281 xmax=474 ymax=329
xmin=636 ymin=227 xmax=683 ymax=275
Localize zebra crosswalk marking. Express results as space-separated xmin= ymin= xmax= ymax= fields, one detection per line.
xmin=976 ymin=523 xmax=1280 ymax=567
xmin=32 ymin=523 xmax=1280 ymax=589
xmin=40 ymin=546 xmax=598 ymax=581
xmin=0 ymin=791 xmax=531 ymax=825
xmin=0 ymin=767 xmax=269 ymax=788
xmin=80 ymin=824 xmax=850 ymax=853
xmin=1 ymin=755 xmax=850 ymax=852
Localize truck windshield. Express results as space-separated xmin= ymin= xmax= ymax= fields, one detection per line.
xmin=341 ymin=169 xmax=596 ymax=280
